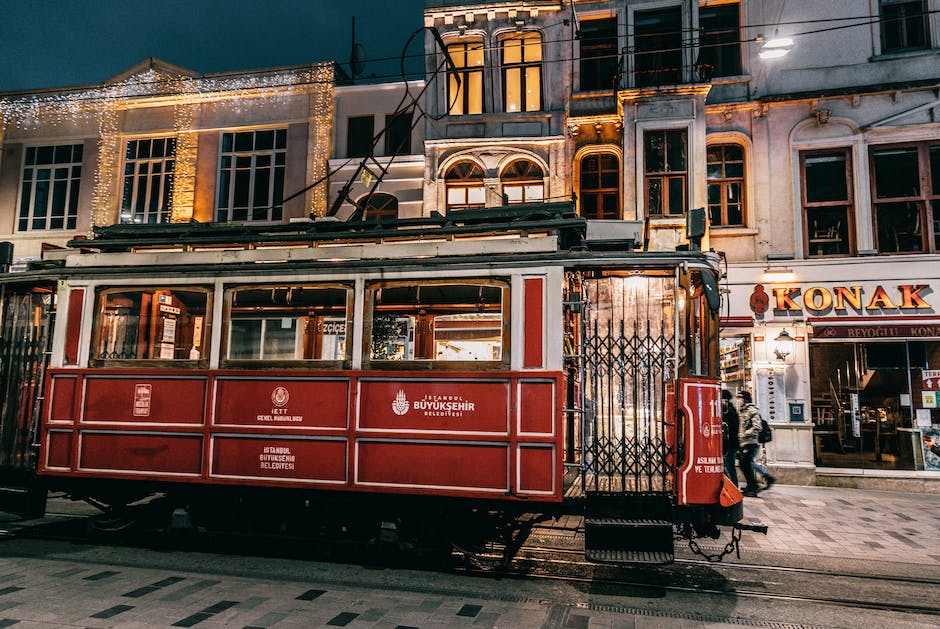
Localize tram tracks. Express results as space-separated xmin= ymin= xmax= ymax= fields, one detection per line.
xmin=7 ymin=511 xmax=940 ymax=619
xmin=454 ymin=544 xmax=940 ymax=618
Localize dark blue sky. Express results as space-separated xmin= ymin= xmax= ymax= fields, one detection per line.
xmin=1 ymin=0 xmax=425 ymax=92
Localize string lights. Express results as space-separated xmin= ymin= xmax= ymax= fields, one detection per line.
xmin=1 ymin=62 xmax=335 ymax=226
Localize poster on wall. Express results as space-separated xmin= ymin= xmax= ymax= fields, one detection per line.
xmin=755 ymin=367 xmax=786 ymax=423
xmin=923 ymin=428 xmax=940 ymax=471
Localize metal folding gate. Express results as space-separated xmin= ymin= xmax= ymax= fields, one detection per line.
xmin=577 ymin=274 xmax=681 ymax=495
xmin=0 ymin=289 xmax=53 ymax=477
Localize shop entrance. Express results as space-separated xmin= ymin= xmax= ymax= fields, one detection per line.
xmin=809 ymin=340 xmax=940 ymax=471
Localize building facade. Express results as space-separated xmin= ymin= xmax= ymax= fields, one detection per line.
xmin=0 ymin=58 xmax=334 ymax=264
xmin=417 ymin=0 xmax=940 ymax=488
xmin=2 ymin=1 xmax=939 ymax=488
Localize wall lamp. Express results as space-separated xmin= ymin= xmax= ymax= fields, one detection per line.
xmin=773 ymin=328 xmax=794 ymax=361
xmin=762 ymin=267 xmax=795 ymax=282
xmin=758 ymin=35 xmax=793 ymax=59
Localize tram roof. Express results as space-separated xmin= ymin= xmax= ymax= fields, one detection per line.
xmin=4 ymin=202 xmax=718 ymax=282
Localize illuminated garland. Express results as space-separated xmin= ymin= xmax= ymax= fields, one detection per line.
xmin=1 ymin=63 xmax=335 ymax=225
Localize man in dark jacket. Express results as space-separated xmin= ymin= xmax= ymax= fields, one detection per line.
xmin=721 ymin=389 xmax=740 ymax=487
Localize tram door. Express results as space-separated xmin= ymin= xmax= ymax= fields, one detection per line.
xmin=0 ymin=285 xmax=54 ymax=516
xmin=576 ymin=272 xmax=679 ymax=495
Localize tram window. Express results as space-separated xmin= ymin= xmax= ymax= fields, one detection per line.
xmin=92 ymin=287 xmax=210 ymax=364
xmin=223 ymin=285 xmax=350 ymax=364
xmin=365 ymin=280 xmax=508 ymax=368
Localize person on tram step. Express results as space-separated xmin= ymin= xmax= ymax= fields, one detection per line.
xmin=721 ymin=389 xmax=740 ymax=488
xmin=737 ymin=390 xmax=776 ymax=497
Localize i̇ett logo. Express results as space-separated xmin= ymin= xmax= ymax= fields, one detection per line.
xmin=271 ymin=386 xmax=290 ymax=407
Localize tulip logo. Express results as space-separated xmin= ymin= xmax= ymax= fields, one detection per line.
xmin=392 ymin=390 xmax=410 ymax=416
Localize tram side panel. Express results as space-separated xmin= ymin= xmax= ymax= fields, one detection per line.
xmin=38 ymin=369 xmax=565 ymax=503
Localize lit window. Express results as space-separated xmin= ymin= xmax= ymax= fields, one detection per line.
xmin=578 ymin=153 xmax=620 ymax=219
xmin=501 ymin=160 xmax=544 ymax=204
xmin=92 ymin=287 xmax=210 ymax=364
xmin=216 ymin=129 xmax=286 ymax=223
xmin=801 ymin=149 xmax=853 ymax=257
xmin=224 ymin=285 xmax=349 ymax=363
xmin=18 ymin=144 xmax=83 ymax=231
xmin=502 ymin=32 xmax=542 ymax=112
xmin=366 ymin=280 xmax=507 ymax=366
xmin=445 ymin=161 xmax=486 ymax=211
xmin=645 ymin=130 xmax=687 ymax=216
xmin=706 ymin=144 xmax=745 ymax=227
xmin=121 ymin=138 xmax=175 ymax=224
xmin=447 ymin=39 xmax=485 ymax=115
xmin=879 ymin=0 xmax=929 ymax=53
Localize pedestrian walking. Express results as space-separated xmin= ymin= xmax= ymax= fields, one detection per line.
xmin=721 ymin=389 xmax=739 ymax=487
xmin=737 ymin=390 xmax=776 ymax=496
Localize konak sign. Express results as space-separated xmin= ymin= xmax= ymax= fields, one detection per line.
xmin=749 ymin=283 xmax=934 ymax=316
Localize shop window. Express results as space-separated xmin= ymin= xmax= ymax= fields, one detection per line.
xmin=801 ymin=149 xmax=853 ymax=257
xmin=706 ymin=143 xmax=745 ymax=227
xmin=121 ymin=138 xmax=175 ymax=224
xmin=578 ymin=152 xmax=620 ymax=219
xmin=502 ymin=32 xmax=542 ymax=112
xmin=92 ymin=287 xmax=210 ymax=365
xmin=447 ymin=38 xmax=485 ymax=115
xmin=359 ymin=193 xmax=398 ymax=223
xmin=365 ymin=280 xmax=508 ymax=368
xmin=501 ymin=159 xmax=544 ymax=204
xmin=223 ymin=284 xmax=349 ymax=364
xmin=879 ymin=0 xmax=929 ymax=53
xmin=18 ymin=144 xmax=83 ymax=232
xmin=871 ymin=142 xmax=940 ymax=254
xmin=384 ymin=111 xmax=412 ymax=155
xmin=347 ymin=115 xmax=375 ymax=158
xmin=698 ymin=2 xmax=742 ymax=78
xmin=216 ymin=129 xmax=286 ymax=223
xmin=645 ymin=129 xmax=687 ymax=216
xmin=810 ymin=339 xmax=940 ymax=472
xmin=579 ymin=17 xmax=619 ymax=91
xmin=445 ymin=160 xmax=486 ymax=212
xmin=634 ymin=6 xmax=683 ymax=87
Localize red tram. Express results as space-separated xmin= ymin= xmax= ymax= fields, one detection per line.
xmin=0 ymin=205 xmax=743 ymax=563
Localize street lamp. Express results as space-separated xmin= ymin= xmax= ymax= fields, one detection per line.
xmin=759 ymin=36 xmax=793 ymax=59
xmin=773 ymin=328 xmax=794 ymax=361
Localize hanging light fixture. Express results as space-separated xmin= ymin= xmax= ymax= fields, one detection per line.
xmin=773 ymin=328 xmax=794 ymax=361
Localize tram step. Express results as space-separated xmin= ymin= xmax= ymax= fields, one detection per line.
xmin=585 ymin=548 xmax=674 ymax=565
xmin=583 ymin=517 xmax=674 ymax=559
xmin=584 ymin=517 xmax=672 ymax=528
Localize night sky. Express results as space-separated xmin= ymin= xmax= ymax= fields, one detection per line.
xmin=1 ymin=0 xmax=425 ymax=92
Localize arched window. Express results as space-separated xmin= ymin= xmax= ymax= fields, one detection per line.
xmin=501 ymin=159 xmax=544 ymax=204
xmin=501 ymin=32 xmax=542 ymax=112
xmin=578 ymin=153 xmax=620 ymax=219
xmin=359 ymin=193 xmax=398 ymax=223
xmin=445 ymin=161 xmax=485 ymax=212
xmin=447 ymin=38 xmax=484 ymax=115
xmin=706 ymin=143 xmax=745 ymax=227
